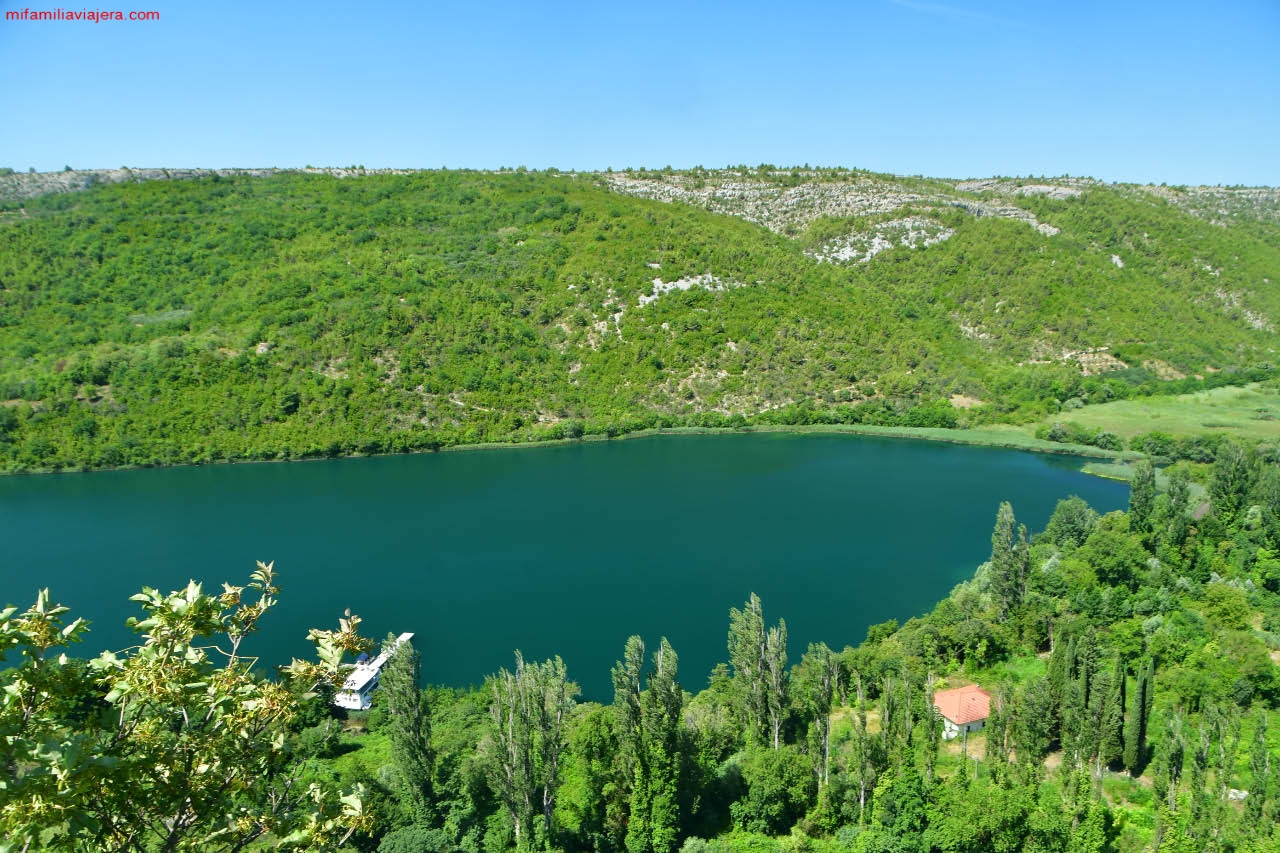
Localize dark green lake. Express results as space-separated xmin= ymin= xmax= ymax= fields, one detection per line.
xmin=0 ymin=434 xmax=1127 ymax=699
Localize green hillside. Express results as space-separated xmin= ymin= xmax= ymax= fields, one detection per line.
xmin=0 ymin=168 xmax=1276 ymax=471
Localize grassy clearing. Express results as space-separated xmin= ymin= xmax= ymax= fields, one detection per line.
xmin=969 ymin=654 xmax=1048 ymax=686
xmin=1081 ymin=462 xmax=1208 ymax=502
xmin=741 ymin=424 xmax=1140 ymax=458
xmin=330 ymin=729 xmax=392 ymax=778
xmin=1106 ymin=775 xmax=1157 ymax=853
xmin=1080 ymin=461 xmax=1138 ymax=481
xmin=1034 ymin=382 xmax=1280 ymax=442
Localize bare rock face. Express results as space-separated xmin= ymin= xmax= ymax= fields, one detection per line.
xmin=0 ymin=166 xmax=417 ymax=202
xmin=955 ymin=179 xmax=1086 ymax=200
xmin=604 ymin=170 xmax=1064 ymax=239
xmin=605 ymin=171 xmax=941 ymax=233
xmin=809 ymin=216 xmax=955 ymax=264
xmin=946 ymin=199 xmax=1060 ymax=236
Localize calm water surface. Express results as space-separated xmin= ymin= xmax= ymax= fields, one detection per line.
xmin=0 ymin=434 xmax=1127 ymax=699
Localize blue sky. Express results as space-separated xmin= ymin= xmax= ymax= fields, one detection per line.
xmin=1 ymin=0 xmax=1276 ymax=184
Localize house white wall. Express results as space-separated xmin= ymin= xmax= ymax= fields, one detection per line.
xmin=942 ymin=717 xmax=986 ymax=740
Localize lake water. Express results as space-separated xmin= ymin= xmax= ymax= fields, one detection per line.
xmin=0 ymin=433 xmax=1127 ymax=699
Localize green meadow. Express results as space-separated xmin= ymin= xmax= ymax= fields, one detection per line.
xmin=1033 ymin=382 xmax=1280 ymax=443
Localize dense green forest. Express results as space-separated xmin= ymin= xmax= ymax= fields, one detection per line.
xmin=4 ymin=442 xmax=1279 ymax=852
xmin=1 ymin=168 xmax=1277 ymax=472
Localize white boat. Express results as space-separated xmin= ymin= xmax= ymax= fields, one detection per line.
xmin=333 ymin=632 xmax=414 ymax=711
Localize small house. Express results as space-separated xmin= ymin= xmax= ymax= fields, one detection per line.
xmin=932 ymin=684 xmax=992 ymax=740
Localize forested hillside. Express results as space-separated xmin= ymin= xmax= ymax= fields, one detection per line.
xmin=0 ymin=168 xmax=1277 ymax=472
xmin=4 ymin=444 xmax=1279 ymax=852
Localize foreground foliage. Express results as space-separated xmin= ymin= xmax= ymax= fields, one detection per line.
xmin=0 ymin=562 xmax=373 ymax=851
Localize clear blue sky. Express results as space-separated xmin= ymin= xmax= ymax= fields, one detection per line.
xmin=1 ymin=0 xmax=1276 ymax=185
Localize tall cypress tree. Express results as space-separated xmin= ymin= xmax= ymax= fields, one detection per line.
xmin=1060 ymin=671 xmax=1085 ymax=766
xmin=1067 ymin=637 xmax=1097 ymax=764
xmin=1246 ymin=711 xmax=1269 ymax=824
xmin=1267 ymin=741 xmax=1280 ymax=825
xmin=1013 ymin=677 xmax=1056 ymax=772
xmin=1188 ymin=719 xmax=1211 ymax=831
xmin=922 ymin=676 xmax=941 ymax=783
xmin=1129 ymin=459 xmax=1156 ymax=539
xmin=1124 ymin=659 xmax=1152 ymax=775
xmin=986 ymin=687 xmax=1010 ymax=782
xmin=1142 ymin=658 xmax=1156 ymax=746
xmin=1047 ymin=635 xmax=1074 ymax=746
xmin=1015 ymin=523 xmax=1030 ymax=606
xmin=1257 ymin=465 xmax=1280 ymax=550
xmin=1099 ymin=657 xmax=1126 ymax=770
xmin=531 ymin=657 xmax=577 ymax=847
xmin=382 ymin=635 xmax=434 ymax=823
xmin=989 ymin=502 xmax=1022 ymax=616
xmin=1083 ymin=668 xmax=1111 ymax=773
xmin=1152 ymin=713 xmax=1184 ymax=813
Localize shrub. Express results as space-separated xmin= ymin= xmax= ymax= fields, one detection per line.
xmin=730 ymin=746 xmax=817 ymax=835
xmin=378 ymin=825 xmax=454 ymax=853
xmin=1094 ymin=431 xmax=1123 ymax=451
xmin=1130 ymin=431 xmax=1175 ymax=456
xmin=296 ymin=721 xmax=341 ymax=759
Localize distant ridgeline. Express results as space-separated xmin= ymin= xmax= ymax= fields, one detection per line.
xmin=0 ymin=166 xmax=1277 ymax=472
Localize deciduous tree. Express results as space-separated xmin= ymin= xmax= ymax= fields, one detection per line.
xmin=796 ymin=642 xmax=840 ymax=786
xmin=727 ymin=593 xmax=788 ymax=749
xmin=484 ymin=652 xmax=578 ymax=850
xmin=1129 ymin=460 xmax=1156 ymax=539
xmin=0 ymin=562 xmax=373 ymax=852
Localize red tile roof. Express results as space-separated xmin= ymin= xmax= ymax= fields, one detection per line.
xmin=933 ymin=684 xmax=992 ymax=725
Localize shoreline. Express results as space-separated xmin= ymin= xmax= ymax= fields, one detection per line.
xmin=441 ymin=423 xmax=1140 ymax=461
xmin=1 ymin=423 xmax=1140 ymax=479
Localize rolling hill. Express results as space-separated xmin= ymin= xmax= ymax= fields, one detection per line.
xmin=0 ymin=166 xmax=1276 ymax=471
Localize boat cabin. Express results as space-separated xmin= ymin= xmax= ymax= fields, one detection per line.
xmin=333 ymin=632 xmax=414 ymax=711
